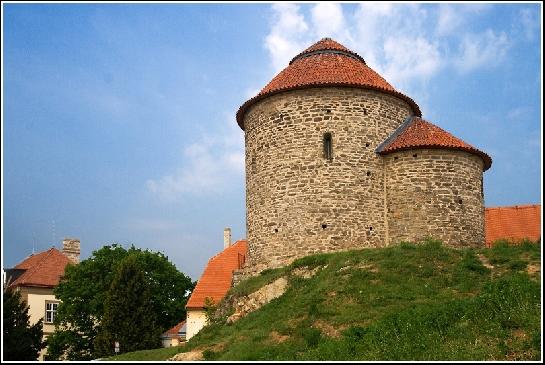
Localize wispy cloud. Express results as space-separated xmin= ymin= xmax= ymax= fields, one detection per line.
xmin=262 ymin=3 xmax=515 ymax=103
xmin=453 ymin=30 xmax=510 ymax=73
xmin=146 ymin=114 xmax=244 ymax=201
xmin=265 ymin=3 xmax=310 ymax=72
xmin=518 ymin=7 xmax=540 ymax=41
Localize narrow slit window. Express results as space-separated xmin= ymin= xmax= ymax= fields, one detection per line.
xmin=324 ymin=132 xmax=333 ymax=160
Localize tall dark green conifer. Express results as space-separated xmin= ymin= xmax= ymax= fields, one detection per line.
xmin=94 ymin=255 xmax=162 ymax=357
xmin=3 ymin=288 xmax=44 ymax=360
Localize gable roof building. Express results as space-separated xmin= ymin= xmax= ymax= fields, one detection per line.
xmin=185 ymin=238 xmax=247 ymax=340
xmin=6 ymin=248 xmax=72 ymax=289
xmin=485 ymin=204 xmax=541 ymax=246
xmin=161 ymin=320 xmax=187 ymax=347
xmin=5 ymin=238 xmax=80 ymax=361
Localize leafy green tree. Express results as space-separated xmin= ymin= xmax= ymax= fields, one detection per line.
xmin=94 ymin=255 xmax=162 ymax=357
xmin=46 ymin=244 xmax=194 ymax=360
xmin=3 ymin=287 xmax=44 ymax=360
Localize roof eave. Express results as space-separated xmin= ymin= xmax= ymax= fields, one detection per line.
xmin=236 ymin=83 xmax=422 ymax=130
xmin=377 ymin=145 xmax=492 ymax=171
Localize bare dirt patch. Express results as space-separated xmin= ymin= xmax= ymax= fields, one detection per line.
xmin=168 ymin=350 xmax=203 ymax=361
xmin=270 ymin=330 xmax=290 ymax=343
xmin=292 ymin=265 xmax=324 ymax=279
xmin=477 ymin=254 xmax=495 ymax=269
xmin=526 ymin=263 xmax=540 ymax=275
xmin=312 ymin=320 xmax=341 ymax=338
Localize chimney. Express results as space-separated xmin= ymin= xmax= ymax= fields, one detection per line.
xmin=62 ymin=238 xmax=80 ymax=264
xmin=223 ymin=228 xmax=232 ymax=249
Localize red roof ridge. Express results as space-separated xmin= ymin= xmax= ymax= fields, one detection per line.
xmin=206 ymin=239 xmax=247 ymax=263
xmin=377 ymin=116 xmax=492 ymax=171
xmin=486 ymin=204 xmax=541 ymax=210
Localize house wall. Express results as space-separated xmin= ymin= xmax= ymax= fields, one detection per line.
xmin=162 ymin=337 xmax=180 ymax=348
xmin=243 ymin=87 xmax=413 ymax=272
xmin=18 ymin=286 xmax=59 ymax=361
xmin=186 ymin=309 xmax=207 ymax=340
xmin=384 ymin=148 xmax=485 ymax=247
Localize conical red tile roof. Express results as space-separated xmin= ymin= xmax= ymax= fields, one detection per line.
xmin=377 ymin=116 xmax=492 ymax=171
xmin=236 ymin=38 xmax=421 ymax=129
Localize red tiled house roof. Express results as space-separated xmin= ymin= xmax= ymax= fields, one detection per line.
xmin=377 ymin=116 xmax=492 ymax=171
xmin=9 ymin=248 xmax=72 ymax=288
xmin=162 ymin=320 xmax=186 ymax=338
xmin=186 ymin=240 xmax=248 ymax=309
xmin=236 ymin=38 xmax=421 ymax=129
xmin=485 ymin=204 xmax=541 ymax=247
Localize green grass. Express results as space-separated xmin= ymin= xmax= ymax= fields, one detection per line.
xmin=106 ymin=239 xmax=541 ymax=361
xmin=103 ymin=345 xmax=185 ymax=361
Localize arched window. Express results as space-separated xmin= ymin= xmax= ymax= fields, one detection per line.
xmin=324 ymin=132 xmax=333 ymax=160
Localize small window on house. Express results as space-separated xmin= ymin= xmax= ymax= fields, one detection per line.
xmin=323 ymin=133 xmax=333 ymax=160
xmin=481 ymin=176 xmax=484 ymax=198
xmin=45 ymin=301 xmax=59 ymax=324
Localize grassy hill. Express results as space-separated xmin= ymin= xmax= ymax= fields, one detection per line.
xmin=107 ymin=239 xmax=541 ymax=361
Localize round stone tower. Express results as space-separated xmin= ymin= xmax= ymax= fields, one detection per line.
xmin=236 ymin=38 xmax=420 ymax=271
xmin=377 ymin=116 xmax=492 ymax=248
xmin=235 ymin=38 xmax=491 ymax=272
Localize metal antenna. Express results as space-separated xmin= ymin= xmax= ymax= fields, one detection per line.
xmin=52 ymin=219 xmax=56 ymax=247
xmin=32 ymin=231 xmax=36 ymax=255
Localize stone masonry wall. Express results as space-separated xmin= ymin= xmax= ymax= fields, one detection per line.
xmin=384 ymin=149 xmax=485 ymax=247
xmin=243 ymin=87 xmax=413 ymax=271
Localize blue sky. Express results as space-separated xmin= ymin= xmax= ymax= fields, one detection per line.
xmin=2 ymin=3 xmax=542 ymax=280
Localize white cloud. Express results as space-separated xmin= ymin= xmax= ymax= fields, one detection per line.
xmin=261 ymin=3 xmax=516 ymax=115
xmin=265 ymin=3 xmax=310 ymax=72
xmin=506 ymin=106 xmax=532 ymax=122
xmin=382 ymin=36 xmax=441 ymax=89
xmin=146 ymin=115 xmax=244 ymax=200
xmin=310 ymin=3 xmax=352 ymax=43
xmin=436 ymin=4 xmax=491 ymax=36
xmin=519 ymin=7 xmax=540 ymax=41
xmin=454 ymin=30 xmax=510 ymax=73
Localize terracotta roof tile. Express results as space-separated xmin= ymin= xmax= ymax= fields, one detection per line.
xmin=186 ymin=240 xmax=248 ymax=309
xmin=236 ymin=38 xmax=421 ymax=129
xmin=377 ymin=116 xmax=492 ymax=171
xmin=295 ymin=38 xmax=353 ymax=56
xmin=10 ymin=248 xmax=72 ymax=288
xmin=162 ymin=320 xmax=186 ymax=337
xmin=485 ymin=204 xmax=541 ymax=247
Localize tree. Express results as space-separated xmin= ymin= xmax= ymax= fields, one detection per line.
xmin=94 ymin=255 xmax=162 ymax=357
xmin=3 ymin=287 xmax=44 ymax=360
xmin=46 ymin=244 xmax=195 ymax=360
